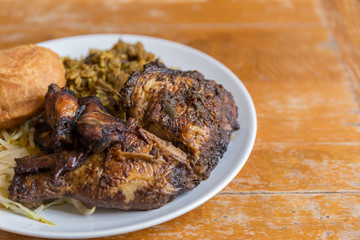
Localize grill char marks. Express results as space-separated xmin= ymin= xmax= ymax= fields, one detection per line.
xmin=9 ymin=58 xmax=239 ymax=210
xmin=44 ymin=84 xmax=81 ymax=151
xmin=9 ymin=84 xmax=198 ymax=210
xmin=76 ymin=96 xmax=125 ymax=153
xmin=121 ymin=60 xmax=239 ymax=179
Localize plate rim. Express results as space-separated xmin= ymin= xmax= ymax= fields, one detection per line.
xmin=0 ymin=33 xmax=257 ymax=239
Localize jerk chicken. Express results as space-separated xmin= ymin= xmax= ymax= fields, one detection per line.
xmin=9 ymin=84 xmax=199 ymax=210
xmin=44 ymin=84 xmax=81 ymax=151
xmin=121 ymin=60 xmax=239 ymax=180
xmin=9 ymin=59 xmax=239 ymax=211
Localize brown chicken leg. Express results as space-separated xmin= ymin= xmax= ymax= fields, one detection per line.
xmin=9 ymin=119 xmax=198 ymax=210
xmin=38 ymin=84 xmax=82 ymax=151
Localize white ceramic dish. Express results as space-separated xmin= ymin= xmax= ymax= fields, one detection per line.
xmin=0 ymin=34 xmax=257 ymax=239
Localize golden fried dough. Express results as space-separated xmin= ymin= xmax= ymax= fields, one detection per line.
xmin=0 ymin=44 xmax=66 ymax=129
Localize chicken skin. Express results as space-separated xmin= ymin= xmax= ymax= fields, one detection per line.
xmin=121 ymin=60 xmax=239 ymax=179
xmin=44 ymin=83 xmax=81 ymax=150
xmin=10 ymin=57 xmax=239 ymax=210
xmin=9 ymin=85 xmax=198 ymax=210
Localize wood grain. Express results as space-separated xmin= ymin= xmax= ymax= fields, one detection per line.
xmin=320 ymin=0 xmax=360 ymax=101
xmin=1 ymin=194 xmax=360 ymax=239
xmin=226 ymin=145 xmax=360 ymax=193
xmin=0 ymin=0 xmax=360 ymax=239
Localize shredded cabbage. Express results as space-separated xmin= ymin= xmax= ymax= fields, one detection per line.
xmin=66 ymin=198 xmax=96 ymax=215
xmin=0 ymin=195 xmax=54 ymax=225
xmin=0 ymin=121 xmax=95 ymax=225
xmin=0 ymin=121 xmax=54 ymax=225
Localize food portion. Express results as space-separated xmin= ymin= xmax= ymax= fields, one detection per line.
xmin=0 ymin=44 xmax=66 ymax=129
xmin=0 ymin=121 xmax=55 ymax=224
xmin=44 ymin=84 xmax=81 ymax=151
xmin=0 ymin=39 xmax=239 ymax=223
xmin=9 ymin=85 xmax=199 ymax=210
xmin=122 ymin=60 xmax=239 ymax=179
xmin=0 ymin=41 xmax=157 ymax=222
xmin=63 ymin=40 xmax=155 ymax=117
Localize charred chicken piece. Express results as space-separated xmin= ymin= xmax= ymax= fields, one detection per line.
xmin=44 ymin=84 xmax=82 ymax=150
xmin=33 ymin=122 xmax=55 ymax=153
xmin=10 ymin=86 xmax=199 ymax=210
xmin=14 ymin=149 xmax=89 ymax=180
xmin=9 ymin=120 xmax=198 ymax=210
xmin=121 ymin=60 xmax=239 ymax=180
xmin=76 ymin=96 xmax=126 ymax=153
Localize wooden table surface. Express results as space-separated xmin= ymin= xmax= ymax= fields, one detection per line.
xmin=1 ymin=0 xmax=360 ymax=239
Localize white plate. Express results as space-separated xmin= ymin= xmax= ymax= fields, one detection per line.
xmin=0 ymin=34 xmax=257 ymax=239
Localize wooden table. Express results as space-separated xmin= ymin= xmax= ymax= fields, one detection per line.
xmin=1 ymin=0 xmax=360 ymax=239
